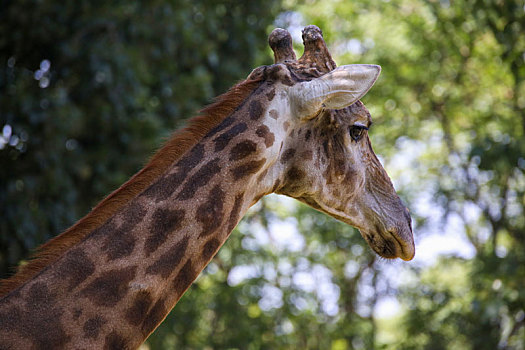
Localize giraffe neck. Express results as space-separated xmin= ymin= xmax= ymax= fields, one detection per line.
xmin=0 ymin=81 xmax=289 ymax=349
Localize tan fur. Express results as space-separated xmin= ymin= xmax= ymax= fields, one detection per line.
xmin=0 ymin=77 xmax=262 ymax=298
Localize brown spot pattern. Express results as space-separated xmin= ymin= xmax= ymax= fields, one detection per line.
xmin=125 ymin=290 xmax=154 ymax=327
xmin=227 ymin=194 xmax=244 ymax=233
xmin=56 ymin=247 xmax=95 ymax=289
xmin=196 ymin=186 xmax=224 ymax=237
xmin=229 ymin=140 xmax=257 ymax=161
xmin=176 ymin=158 xmax=221 ymax=200
xmin=205 ymin=116 xmax=235 ymax=138
xmin=322 ymin=140 xmax=330 ymax=158
xmin=202 ymin=238 xmax=221 ymax=261
xmin=269 ymin=109 xmax=279 ymax=119
xmin=172 ymin=143 xmax=206 ymax=170
xmin=104 ymin=331 xmax=128 ymax=350
xmin=0 ymin=283 xmax=71 ymax=349
xmin=141 ymin=298 xmax=167 ymax=337
xmin=280 ymin=148 xmax=296 ymax=164
xmin=91 ymin=220 xmax=116 ymax=239
xmin=81 ymin=266 xmax=137 ymax=307
xmin=333 ymin=158 xmax=346 ymax=178
xmin=146 ymin=236 xmax=189 ymax=279
xmin=103 ymin=229 xmax=137 ymax=261
xmin=266 ymin=88 xmax=276 ymax=101
xmin=231 ymin=159 xmax=266 ymax=180
xmin=344 ymin=167 xmax=357 ymax=182
xmin=145 ymin=208 xmax=185 ymax=256
xmin=283 ymin=121 xmax=290 ymax=131
xmin=324 ymin=152 xmax=347 ymax=185
xmin=282 ymin=75 xmax=295 ymax=86
xmin=301 ymin=150 xmax=313 ymax=161
xmin=256 ymin=125 xmax=275 ymax=148
xmin=214 ymin=123 xmax=248 ymax=152
xmin=83 ymin=316 xmax=106 ymax=339
xmin=0 ymin=305 xmax=21 ymax=334
xmin=272 ymin=179 xmax=282 ymax=192
xmin=142 ymin=144 xmax=205 ymax=201
xmin=287 ymin=166 xmax=305 ymax=182
xmin=173 ymin=260 xmax=197 ymax=294
xmin=73 ymin=308 xmax=83 ymax=320
xmin=100 ymin=202 xmax=146 ymax=261
xmin=305 ymin=129 xmax=312 ymax=141
xmin=249 ymin=100 xmax=264 ymax=120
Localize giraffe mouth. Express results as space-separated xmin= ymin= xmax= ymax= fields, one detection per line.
xmin=295 ymin=197 xmax=415 ymax=261
xmin=361 ymin=228 xmax=415 ymax=261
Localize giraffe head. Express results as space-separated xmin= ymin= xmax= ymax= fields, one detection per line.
xmin=256 ymin=26 xmax=415 ymax=261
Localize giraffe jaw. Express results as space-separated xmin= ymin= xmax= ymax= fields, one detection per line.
xmin=311 ymin=198 xmax=415 ymax=261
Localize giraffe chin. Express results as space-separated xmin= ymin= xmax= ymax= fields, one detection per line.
xmin=361 ymin=229 xmax=415 ymax=261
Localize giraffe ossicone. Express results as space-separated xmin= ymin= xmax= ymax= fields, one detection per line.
xmin=0 ymin=25 xmax=414 ymax=349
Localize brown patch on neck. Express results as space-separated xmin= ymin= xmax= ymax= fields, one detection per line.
xmin=0 ymin=77 xmax=263 ymax=298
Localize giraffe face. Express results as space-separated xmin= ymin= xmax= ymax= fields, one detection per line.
xmin=263 ymin=27 xmax=415 ymax=261
xmin=275 ymin=98 xmax=414 ymax=261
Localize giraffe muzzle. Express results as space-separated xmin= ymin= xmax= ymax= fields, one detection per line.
xmin=387 ymin=226 xmax=415 ymax=261
xmin=361 ymin=211 xmax=415 ymax=261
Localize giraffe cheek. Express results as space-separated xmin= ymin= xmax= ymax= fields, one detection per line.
xmin=275 ymin=166 xmax=308 ymax=197
xmin=343 ymin=165 xmax=367 ymax=193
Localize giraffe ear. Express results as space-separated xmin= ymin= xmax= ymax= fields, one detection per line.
xmin=289 ymin=64 xmax=381 ymax=119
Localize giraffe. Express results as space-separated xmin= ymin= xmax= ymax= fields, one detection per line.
xmin=0 ymin=25 xmax=414 ymax=349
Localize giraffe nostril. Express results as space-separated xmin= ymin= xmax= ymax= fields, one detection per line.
xmin=381 ymin=239 xmax=397 ymax=259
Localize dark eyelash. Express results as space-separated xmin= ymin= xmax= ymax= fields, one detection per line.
xmin=348 ymin=125 xmax=368 ymax=142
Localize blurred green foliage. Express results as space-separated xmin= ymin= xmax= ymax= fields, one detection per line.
xmin=2 ymin=0 xmax=525 ymax=349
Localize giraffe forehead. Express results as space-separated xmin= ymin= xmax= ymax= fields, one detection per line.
xmin=259 ymin=67 xmax=374 ymax=130
xmin=263 ymin=63 xmax=327 ymax=86
xmin=347 ymin=101 xmax=372 ymax=126
xmin=326 ymin=101 xmax=372 ymax=128
xmin=257 ymin=64 xmax=297 ymax=86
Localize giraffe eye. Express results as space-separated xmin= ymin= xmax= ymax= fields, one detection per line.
xmin=349 ymin=125 xmax=368 ymax=142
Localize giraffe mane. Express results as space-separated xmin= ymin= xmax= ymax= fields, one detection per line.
xmin=0 ymin=76 xmax=263 ymax=298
